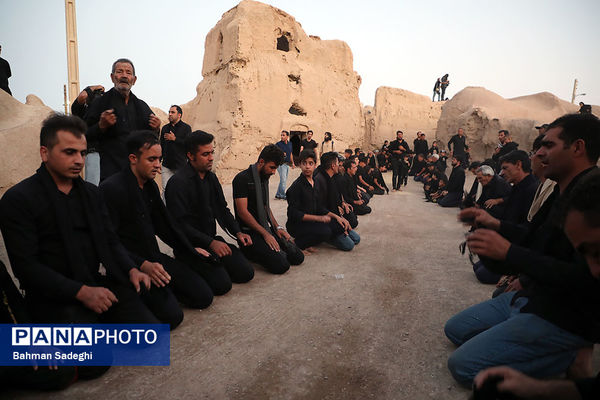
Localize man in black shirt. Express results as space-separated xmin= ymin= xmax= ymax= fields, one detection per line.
xmin=413 ymin=132 xmax=429 ymax=156
xmin=300 ymin=130 xmax=319 ymax=160
xmin=160 ymin=105 xmax=192 ymax=192
xmin=340 ymin=159 xmax=371 ymax=215
xmin=448 ymin=128 xmax=468 ymax=159
xmin=438 ymin=156 xmax=466 ymax=207
xmin=476 ymin=165 xmax=512 ymax=218
xmin=85 ymin=58 xmax=161 ymax=181
xmin=232 ymin=144 xmax=304 ymax=274
xmin=100 ymin=132 xmax=213 ymax=310
xmin=0 ymin=44 xmax=11 ymax=95
xmin=492 ymin=130 xmax=519 ymax=172
xmin=0 ymin=114 xmax=162 ymax=326
xmin=165 ymin=131 xmax=254 ymax=292
xmin=446 ymin=113 xmax=600 ymax=386
xmin=389 ymin=130 xmax=410 ymax=191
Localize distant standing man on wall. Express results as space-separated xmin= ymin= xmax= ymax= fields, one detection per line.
xmin=0 ymin=45 xmax=12 ymax=95
xmin=440 ymin=73 xmax=450 ymax=100
xmin=85 ymin=58 xmax=161 ymax=182
xmin=275 ymin=130 xmax=294 ymax=200
xmin=160 ymin=105 xmax=191 ymax=191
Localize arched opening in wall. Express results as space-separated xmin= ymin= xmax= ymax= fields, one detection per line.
xmin=289 ymin=124 xmax=309 ymax=161
xmin=277 ymin=35 xmax=289 ymax=52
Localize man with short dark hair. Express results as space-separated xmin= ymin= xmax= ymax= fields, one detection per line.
xmin=300 ymin=130 xmax=318 ymax=159
xmin=85 ymin=58 xmax=161 ymax=181
xmin=165 ymin=131 xmax=254 ymax=293
xmin=492 ymin=129 xmax=519 ymax=172
xmin=340 ymin=159 xmax=371 ymax=215
xmin=446 ymin=113 xmax=600 ymax=386
xmin=0 ymin=114 xmax=164 ymax=327
xmin=438 ymin=156 xmax=466 ymax=207
xmin=160 ymin=105 xmax=191 ymax=191
xmin=448 ymin=128 xmax=468 ymax=159
xmin=232 ymin=144 xmax=304 ymax=274
xmin=496 ymin=150 xmax=539 ymax=224
xmin=413 ymin=132 xmax=429 ymax=156
xmin=389 ymin=130 xmax=410 ymax=191
xmin=275 ymin=130 xmax=294 ymax=200
xmin=100 ymin=131 xmax=214 ymax=310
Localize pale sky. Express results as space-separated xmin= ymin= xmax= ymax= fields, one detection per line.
xmin=1 ymin=0 xmax=598 ymax=112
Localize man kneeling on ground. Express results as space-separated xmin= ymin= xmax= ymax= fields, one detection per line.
xmin=232 ymin=144 xmax=304 ymax=274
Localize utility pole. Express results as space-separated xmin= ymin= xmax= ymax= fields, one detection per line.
xmin=63 ymin=85 xmax=68 ymax=114
xmin=571 ymin=79 xmax=578 ymax=104
xmin=65 ymin=0 xmax=80 ymax=107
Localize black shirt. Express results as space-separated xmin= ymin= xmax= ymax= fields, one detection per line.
xmin=413 ymin=139 xmax=429 ymax=156
xmin=448 ymin=134 xmax=467 ymax=156
xmin=160 ymin=120 xmax=192 ymax=170
xmin=165 ymin=163 xmax=240 ymax=248
xmin=501 ymin=173 xmax=539 ymax=224
xmin=492 ymin=142 xmax=519 ymax=172
xmin=232 ymin=166 xmax=269 ymax=231
xmin=286 ymin=174 xmax=329 ymax=226
xmin=389 ymin=139 xmax=410 ymax=159
xmin=446 ymin=165 xmax=466 ymax=193
xmin=300 ymin=139 xmax=318 ymax=151
xmin=0 ymin=57 xmax=11 ymax=94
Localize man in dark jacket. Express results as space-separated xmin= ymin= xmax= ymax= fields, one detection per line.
xmin=446 ymin=113 xmax=600 ymax=386
xmin=165 ymin=131 xmax=254 ymax=292
xmin=492 ymin=130 xmax=519 ymax=172
xmin=438 ymin=156 xmax=466 ymax=207
xmin=0 ymin=114 xmax=163 ymax=326
xmin=448 ymin=128 xmax=468 ymax=159
xmin=85 ymin=58 xmax=161 ymax=181
xmin=389 ymin=130 xmax=410 ymax=190
xmin=339 ymin=159 xmax=371 ymax=215
xmin=160 ymin=105 xmax=191 ymax=191
xmin=476 ymin=165 xmax=512 ymax=218
xmin=413 ymin=132 xmax=429 ymax=156
xmin=100 ymin=131 xmax=214 ymax=308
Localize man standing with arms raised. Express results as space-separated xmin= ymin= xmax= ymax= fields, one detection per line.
xmin=86 ymin=58 xmax=161 ymax=182
xmin=160 ymin=105 xmax=191 ymax=191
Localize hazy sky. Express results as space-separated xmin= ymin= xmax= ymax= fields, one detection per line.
xmin=1 ymin=0 xmax=598 ymax=112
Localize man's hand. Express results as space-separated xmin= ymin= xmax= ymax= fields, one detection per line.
xmin=129 ymin=268 xmax=151 ymax=292
xmin=194 ymin=247 xmax=211 ymax=257
xmin=336 ymin=216 xmax=351 ymax=232
xmin=467 ymin=229 xmax=511 ymax=260
xmin=441 ymin=190 xmax=448 ymax=196
xmin=484 ymin=198 xmax=502 ymax=209
xmin=276 ymin=228 xmax=291 ymax=242
xmin=209 ymin=239 xmax=232 ymax=257
xmin=369 ymin=185 xmax=374 ymax=191
xmin=99 ymin=109 xmax=117 ymax=130
xmin=458 ymin=207 xmax=501 ymax=230
xmin=140 ymin=261 xmax=171 ymax=287
xmin=236 ymin=232 xmax=252 ymax=247
xmin=164 ymin=131 xmax=176 ymax=141
xmin=148 ymin=114 xmax=161 ymax=130
xmin=263 ymin=232 xmax=280 ymax=252
xmin=505 ymin=278 xmax=523 ymax=293
xmin=343 ymin=202 xmax=353 ymax=213
xmin=354 ymin=199 xmax=364 ymax=205
xmin=319 ymin=215 xmax=331 ymax=223
xmin=75 ymin=285 xmax=118 ymax=314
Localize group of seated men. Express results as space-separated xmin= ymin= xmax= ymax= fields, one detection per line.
xmin=444 ymin=113 xmax=600 ymax=400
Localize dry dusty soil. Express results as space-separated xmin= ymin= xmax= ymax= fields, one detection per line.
xmin=5 ymin=170 xmax=599 ymax=399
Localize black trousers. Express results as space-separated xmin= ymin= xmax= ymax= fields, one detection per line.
xmin=342 ymin=211 xmax=358 ymax=229
xmin=177 ymin=236 xmax=254 ymax=296
xmin=353 ymin=203 xmax=371 ymax=215
xmin=241 ymin=231 xmax=303 ymax=274
xmin=26 ymin=278 xmax=182 ymax=328
xmin=287 ymin=221 xmax=332 ymax=250
xmin=391 ymin=157 xmax=401 ymax=189
xmin=372 ymin=187 xmax=385 ymax=195
xmin=158 ymin=253 xmax=213 ymax=309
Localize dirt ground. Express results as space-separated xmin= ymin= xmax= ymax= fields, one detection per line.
xmin=5 ymin=170 xmax=599 ymax=399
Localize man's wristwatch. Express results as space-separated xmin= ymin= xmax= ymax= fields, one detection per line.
xmin=276 ymin=225 xmax=285 ymax=231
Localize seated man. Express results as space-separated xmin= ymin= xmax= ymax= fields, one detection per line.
xmin=368 ymin=164 xmax=389 ymax=194
xmin=475 ymin=165 xmax=511 ymax=218
xmin=462 ymin=161 xmax=482 ymax=208
xmin=165 ymin=131 xmax=254 ymax=294
xmin=232 ymin=144 xmax=304 ymax=274
xmin=0 ymin=114 xmax=170 ymax=327
xmin=438 ymin=155 xmax=466 ymax=207
xmin=356 ymin=156 xmax=377 ymax=195
xmin=410 ymin=153 xmax=427 ymax=178
xmin=445 ymin=113 xmax=600 ymax=386
xmin=286 ymin=150 xmax=357 ymax=253
xmin=100 ymin=131 xmax=214 ymax=309
xmin=473 ymin=169 xmax=600 ymax=400
xmin=339 ymin=159 xmax=371 ymax=215
xmin=314 ymin=152 xmax=360 ymax=250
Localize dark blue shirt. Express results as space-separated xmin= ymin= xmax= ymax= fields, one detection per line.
xmin=276 ymin=140 xmax=293 ymax=163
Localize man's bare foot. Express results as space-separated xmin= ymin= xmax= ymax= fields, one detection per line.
xmin=567 ymin=347 xmax=594 ymax=379
xmin=306 ymin=247 xmax=318 ymax=253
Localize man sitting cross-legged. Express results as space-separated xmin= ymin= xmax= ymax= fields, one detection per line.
xmin=286 ymin=150 xmax=357 ymax=254
xmin=444 ymin=113 xmax=600 ymax=386
xmin=0 ymin=114 xmax=176 ymax=329
xmin=314 ymin=152 xmax=361 ymax=251
xmin=165 ymin=131 xmax=254 ymax=294
xmin=232 ymin=144 xmax=304 ymax=274
xmin=100 ymin=131 xmax=214 ymax=310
